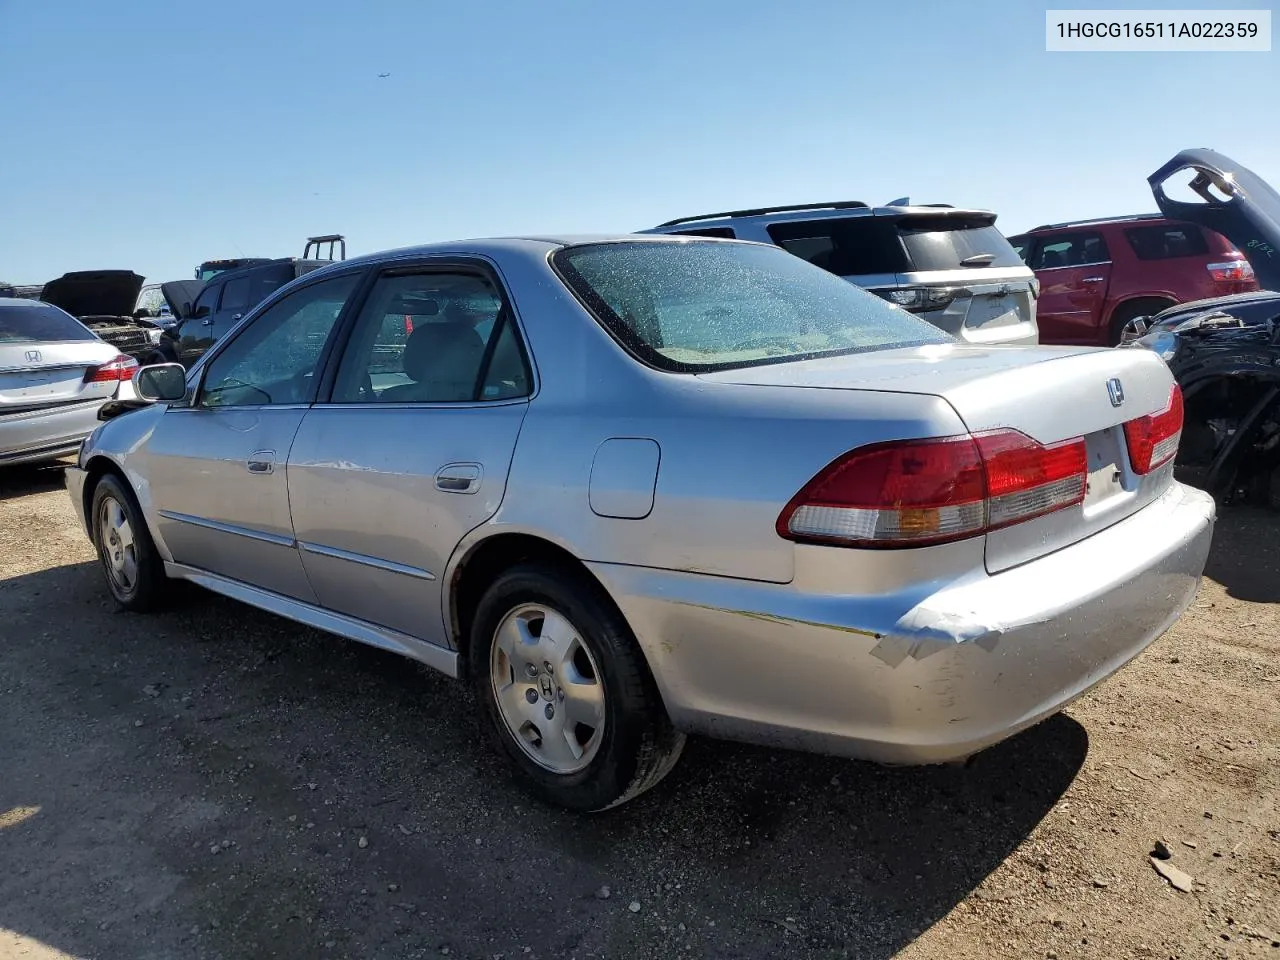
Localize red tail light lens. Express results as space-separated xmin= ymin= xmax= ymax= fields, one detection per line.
xmin=85 ymin=354 xmax=139 ymax=383
xmin=1207 ymin=259 xmax=1255 ymax=283
xmin=1123 ymin=384 xmax=1183 ymax=474
xmin=777 ymin=429 xmax=1087 ymax=548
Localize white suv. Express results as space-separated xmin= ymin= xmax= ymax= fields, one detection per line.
xmin=643 ymin=200 xmax=1039 ymax=346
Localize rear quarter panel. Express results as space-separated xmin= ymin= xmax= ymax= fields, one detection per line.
xmin=494 ymin=376 xmax=969 ymax=584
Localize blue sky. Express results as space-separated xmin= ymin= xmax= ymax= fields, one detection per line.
xmin=0 ymin=0 xmax=1275 ymax=284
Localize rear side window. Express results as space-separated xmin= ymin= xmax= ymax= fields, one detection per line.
xmin=553 ymin=239 xmax=950 ymax=372
xmin=252 ymin=264 xmax=298 ymax=305
xmin=0 ymin=303 xmax=96 ymax=342
xmin=1124 ymin=223 xmax=1210 ymax=260
xmin=1030 ymin=231 xmax=1111 ymax=269
xmin=896 ymin=217 xmax=1026 ymax=271
xmin=220 ymin=277 xmax=252 ymax=312
xmin=767 ymin=217 xmax=906 ymax=275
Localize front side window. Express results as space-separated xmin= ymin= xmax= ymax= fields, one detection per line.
xmin=553 ymin=240 xmax=950 ymax=372
xmin=198 ymin=273 xmax=360 ymax=408
xmin=135 ymin=287 xmax=165 ymax=317
xmin=191 ymin=283 xmax=221 ymax=318
xmin=1030 ymin=231 xmax=1111 ymax=269
xmin=330 ymin=270 xmax=529 ymax=403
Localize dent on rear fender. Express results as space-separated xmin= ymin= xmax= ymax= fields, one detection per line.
xmin=869 ymin=606 xmax=1008 ymax=668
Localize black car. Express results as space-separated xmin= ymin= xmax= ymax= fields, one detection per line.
xmin=157 ymin=257 xmax=332 ymax=367
xmin=1125 ymin=149 xmax=1280 ymax=505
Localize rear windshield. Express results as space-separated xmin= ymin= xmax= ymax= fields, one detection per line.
xmin=896 ymin=218 xmax=1026 ymax=271
xmin=0 ymin=303 xmax=96 ymax=343
xmin=766 ymin=215 xmax=1023 ymax=275
xmin=552 ymin=240 xmax=951 ymax=372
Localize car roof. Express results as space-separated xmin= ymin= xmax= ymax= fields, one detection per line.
xmin=1018 ymin=213 xmax=1176 ymax=235
xmin=301 ymin=234 xmax=737 ymax=272
xmin=0 ymin=297 xmax=48 ymax=307
xmin=643 ymin=203 xmax=993 ymax=231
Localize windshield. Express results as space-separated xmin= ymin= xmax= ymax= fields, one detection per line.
xmin=552 ymin=240 xmax=951 ymax=371
xmin=0 ymin=302 xmax=97 ymax=343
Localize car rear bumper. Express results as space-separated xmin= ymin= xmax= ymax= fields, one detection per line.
xmin=588 ymin=480 xmax=1214 ymax=764
xmin=0 ymin=399 xmax=103 ymax=467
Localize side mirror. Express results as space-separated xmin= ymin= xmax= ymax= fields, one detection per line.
xmin=133 ymin=363 xmax=188 ymax=402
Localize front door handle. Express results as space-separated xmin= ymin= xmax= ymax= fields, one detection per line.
xmin=1082 ymin=276 xmax=1106 ymax=283
xmin=435 ymin=462 xmax=482 ymax=494
xmin=246 ymin=450 xmax=275 ymax=475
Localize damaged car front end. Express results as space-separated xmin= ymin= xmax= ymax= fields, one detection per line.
xmin=39 ymin=270 xmax=168 ymax=362
xmin=1124 ymin=148 xmax=1280 ymax=503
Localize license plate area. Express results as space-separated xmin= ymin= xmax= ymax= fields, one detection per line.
xmin=0 ymin=369 xmax=86 ymax=404
xmin=963 ymin=291 xmax=1026 ymax=330
xmin=1083 ymin=426 xmax=1128 ymax=508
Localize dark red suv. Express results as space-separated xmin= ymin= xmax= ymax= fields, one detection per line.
xmin=1007 ymin=214 xmax=1258 ymax=346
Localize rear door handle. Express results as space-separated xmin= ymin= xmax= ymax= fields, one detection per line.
xmin=1082 ymin=276 xmax=1106 ymax=283
xmin=246 ymin=450 xmax=275 ymax=475
xmin=435 ymin=462 xmax=482 ymax=494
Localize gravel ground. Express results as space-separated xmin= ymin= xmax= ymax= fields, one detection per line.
xmin=0 ymin=463 xmax=1277 ymax=960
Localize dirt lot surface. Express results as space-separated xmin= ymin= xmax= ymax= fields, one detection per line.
xmin=1 ymin=464 xmax=1277 ymax=960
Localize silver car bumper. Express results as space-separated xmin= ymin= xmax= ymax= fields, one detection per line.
xmin=0 ymin=399 xmax=103 ymax=467
xmin=65 ymin=464 xmax=90 ymax=536
xmin=589 ymin=481 xmax=1215 ymax=764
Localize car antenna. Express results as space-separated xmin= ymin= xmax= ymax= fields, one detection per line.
xmin=887 ymin=196 xmax=910 ymax=206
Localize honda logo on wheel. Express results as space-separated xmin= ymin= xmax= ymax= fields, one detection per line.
xmin=24 ymin=349 xmax=41 ymax=363
xmin=1106 ymin=377 xmax=1125 ymax=407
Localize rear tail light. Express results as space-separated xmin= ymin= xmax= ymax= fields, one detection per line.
xmin=880 ymin=286 xmax=959 ymax=312
xmin=1123 ymin=383 xmax=1183 ymax=474
xmin=84 ymin=354 xmax=139 ymax=383
xmin=1207 ymin=259 xmax=1255 ymax=283
xmin=776 ymin=429 xmax=1088 ymax=549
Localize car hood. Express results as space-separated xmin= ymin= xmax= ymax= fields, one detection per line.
xmin=1149 ymin=289 xmax=1280 ymax=322
xmin=161 ymin=280 xmax=204 ymax=319
xmin=40 ymin=270 xmax=146 ymax=319
xmin=1148 ymin=148 xmax=1280 ymax=291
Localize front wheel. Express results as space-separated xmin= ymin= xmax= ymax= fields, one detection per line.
xmin=90 ymin=473 xmax=167 ymax=612
xmin=469 ymin=562 xmax=685 ymax=812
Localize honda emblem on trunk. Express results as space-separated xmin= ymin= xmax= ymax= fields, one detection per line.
xmin=1106 ymin=377 xmax=1125 ymax=407
xmin=24 ymin=349 xmax=41 ymax=363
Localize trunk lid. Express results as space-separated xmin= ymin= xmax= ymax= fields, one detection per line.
xmin=1149 ymin=148 xmax=1280 ymax=291
xmin=0 ymin=340 xmax=120 ymax=412
xmin=698 ymin=343 xmax=1179 ymax=571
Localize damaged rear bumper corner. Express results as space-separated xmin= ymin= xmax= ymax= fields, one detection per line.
xmin=587 ymin=481 xmax=1215 ymax=764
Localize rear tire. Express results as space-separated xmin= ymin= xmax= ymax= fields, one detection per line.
xmin=90 ymin=473 xmax=167 ymax=612
xmin=468 ymin=561 xmax=685 ymax=812
xmin=1108 ymin=298 xmax=1174 ymax=346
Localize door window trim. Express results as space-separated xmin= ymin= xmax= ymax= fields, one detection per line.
xmin=186 ymin=266 xmax=373 ymax=410
xmin=312 ymin=256 xmax=538 ymax=408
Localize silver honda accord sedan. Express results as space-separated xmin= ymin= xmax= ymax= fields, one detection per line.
xmin=65 ymin=235 xmax=1215 ymax=811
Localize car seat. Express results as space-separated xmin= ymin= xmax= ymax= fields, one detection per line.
xmin=379 ymin=321 xmax=487 ymax=402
